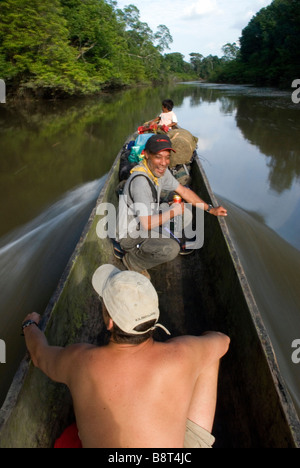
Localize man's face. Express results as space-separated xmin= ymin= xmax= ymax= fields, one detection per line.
xmin=145 ymin=150 xmax=171 ymax=178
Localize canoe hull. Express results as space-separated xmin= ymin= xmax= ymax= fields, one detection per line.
xmin=0 ymin=146 xmax=299 ymax=448
xmin=0 ymin=150 xmax=121 ymax=448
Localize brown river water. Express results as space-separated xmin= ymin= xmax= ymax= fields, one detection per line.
xmin=0 ymin=83 xmax=299 ymax=419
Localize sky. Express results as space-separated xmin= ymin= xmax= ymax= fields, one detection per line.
xmin=116 ymin=0 xmax=273 ymax=60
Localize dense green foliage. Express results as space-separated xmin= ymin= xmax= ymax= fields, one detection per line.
xmin=211 ymin=0 xmax=300 ymax=88
xmin=0 ymin=0 xmax=98 ymax=96
xmin=0 ymin=0 xmax=298 ymax=97
xmin=0 ymin=0 xmax=177 ymax=97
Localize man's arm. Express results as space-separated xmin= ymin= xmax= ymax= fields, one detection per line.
xmin=180 ymin=332 xmax=230 ymax=434
xmin=22 ymin=312 xmax=86 ymax=385
xmin=139 ymin=202 xmax=183 ymax=231
xmin=175 ymin=185 xmax=227 ymax=217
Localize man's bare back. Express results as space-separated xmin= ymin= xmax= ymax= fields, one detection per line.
xmin=23 ymin=266 xmax=229 ymax=448
xmin=62 ymin=333 xmax=229 ymax=448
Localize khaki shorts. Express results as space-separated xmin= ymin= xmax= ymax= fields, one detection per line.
xmin=184 ymin=419 xmax=215 ymax=449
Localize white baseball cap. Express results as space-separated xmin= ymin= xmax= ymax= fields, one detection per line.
xmin=92 ymin=265 xmax=171 ymax=336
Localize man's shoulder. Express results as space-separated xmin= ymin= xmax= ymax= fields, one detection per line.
xmin=152 ymin=336 xmax=201 ymax=365
xmin=65 ymin=343 xmax=96 ymax=356
xmin=125 ymin=171 xmax=152 ymax=187
xmin=126 ymin=172 xmax=156 ymax=196
xmin=163 ymin=335 xmax=213 ymax=354
xmin=68 ymin=344 xmax=105 ymax=365
xmin=160 ymin=169 xmax=179 ymax=190
xmin=158 ymin=335 xmax=200 ymax=352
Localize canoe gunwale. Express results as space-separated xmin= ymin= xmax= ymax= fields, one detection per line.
xmin=195 ymin=157 xmax=300 ymax=447
xmin=0 ymin=141 xmax=126 ymax=436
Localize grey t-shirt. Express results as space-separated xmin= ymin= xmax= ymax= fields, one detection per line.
xmin=117 ymin=168 xmax=179 ymax=240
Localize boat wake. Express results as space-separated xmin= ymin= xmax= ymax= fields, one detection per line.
xmin=0 ymin=176 xmax=106 ymax=334
xmin=217 ymin=195 xmax=300 ymax=417
xmin=0 ymin=176 xmax=106 ymax=407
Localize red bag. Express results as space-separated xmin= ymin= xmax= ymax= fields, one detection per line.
xmin=138 ymin=123 xmax=158 ymax=134
xmin=160 ymin=124 xmax=170 ymax=133
xmin=54 ymin=423 xmax=82 ymax=449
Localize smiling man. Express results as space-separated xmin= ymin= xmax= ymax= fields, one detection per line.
xmin=117 ymin=134 xmax=227 ymax=279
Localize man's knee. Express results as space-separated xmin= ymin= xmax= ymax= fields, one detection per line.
xmin=159 ymin=239 xmax=180 ymax=260
xmin=122 ymin=237 xmax=180 ymax=263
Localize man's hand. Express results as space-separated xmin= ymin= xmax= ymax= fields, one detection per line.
xmin=210 ymin=206 xmax=227 ymax=217
xmin=170 ymin=202 xmax=185 ymax=217
xmin=22 ymin=312 xmax=41 ymax=326
xmin=175 ymin=185 xmax=227 ymax=218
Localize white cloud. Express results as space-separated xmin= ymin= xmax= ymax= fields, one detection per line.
xmin=116 ymin=0 xmax=273 ymax=59
xmin=183 ymin=0 xmax=223 ymax=19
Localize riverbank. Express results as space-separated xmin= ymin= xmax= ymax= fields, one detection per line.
xmin=3 ymin=74 xmax=198 ymax=103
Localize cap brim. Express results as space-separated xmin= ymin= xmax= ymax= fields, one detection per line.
xmin=158 ymin=148 xmax=176 ymax=153
xmin=92 ymin=264 xmax=121 ymax=297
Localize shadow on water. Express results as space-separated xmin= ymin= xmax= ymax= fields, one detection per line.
xmin=0 ymin=177 xmax=106 ymax=406
xmin=218 ymin=195 xmax=300 ymax=415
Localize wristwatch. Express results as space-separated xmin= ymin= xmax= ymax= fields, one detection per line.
xmin=21 ymin=320 xmax=38 ymax=336
xmin=206 ymin=204 xmax=213 ymax=213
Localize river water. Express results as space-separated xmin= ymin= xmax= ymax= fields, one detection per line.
xmin=0 ymin=84 xmax=299 ymax=417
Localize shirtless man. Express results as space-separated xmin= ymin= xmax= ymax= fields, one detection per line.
xmin=22 ymin=265 xmax=230 ymax=448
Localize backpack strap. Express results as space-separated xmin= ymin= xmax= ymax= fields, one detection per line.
xmin=128 ymin=174 xmax=158 ymax=205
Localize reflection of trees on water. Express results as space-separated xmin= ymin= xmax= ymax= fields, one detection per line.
xmin=0 ymin=86 xmax=164 ymax=234
xmin=234 ymin=98 xmax=300 ymax=194
xmin=177 ymin=85 xmax=300 ymax=195
xmin=1 ymin=82 xmax=299 ymax=231
xmin=171 ymin=83 xmax=228 ymax=108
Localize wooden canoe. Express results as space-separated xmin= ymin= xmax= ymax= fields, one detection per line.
xmin=0 ymin=136 xmax=300 ymax=448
